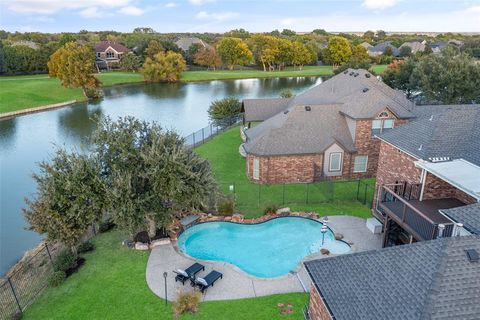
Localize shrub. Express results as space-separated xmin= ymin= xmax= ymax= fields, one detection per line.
xmin=279 ymin=89 xmax=294 ymax=98
xmin=48 ymin=271 xmax=66 ymax=287
xmin=172 ymin=291 xmax=201 ymax=318
xmin=207 ymin=97 xmax=241 ymax=127
xmin=77 ymin=241 xmax=95 ymax=253
xmin=264 ymin=204 xmax=279 ymax=215
xmin=217 ymin=200 xmax=234 ymax=216
xmin=99 ymin=219 xmax=115 ymax=233
xmin=53 ymin=250 xmax=76 ymax=272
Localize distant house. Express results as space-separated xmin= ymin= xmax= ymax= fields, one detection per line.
xmin=374 ymin=105 xmax=480 ymax=246
xmin=174 ymin=37 xmax=210 ymax=52
xmin=11 ymin=41 xmax=39 ymax=50
xmin=359 ymin=41 xmax=372 ymax=50
xmin=367 ymin=41 xmax=399 ymax=56
xmin=94 ymin=41 xmax=131 ymax=70
xmin=304 ymin=235 xmax=480 ymax=320
xmin=431 ymin=39 xmax=464 ymax=54
xmin=241 ymin=69 xmax=415 ymax=183
xmin=399 ymin=41 xmax=426 ymax=54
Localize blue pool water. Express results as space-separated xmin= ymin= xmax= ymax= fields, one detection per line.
xmin=177 ymin=217 xmax=350 ymax=278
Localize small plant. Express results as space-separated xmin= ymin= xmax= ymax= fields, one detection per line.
xmin=48 ymin=271 xmax=66 ymax=287
xmin=279 ymin=89 xmax=294 ymax=98
xmin=77 ymin=241 xmax=95 ymax=254
xmin=99 ymin=219 xmax=115 ymax=233
xmin=53 ymin=250 xmax=76 ymax=272
xmin=217 ymin=200 xmax=234 ymax=216
xmin=172 ymin=291 xmax=201 ymax=318
xmin=263 ymin=204 xmax=279 ymax=215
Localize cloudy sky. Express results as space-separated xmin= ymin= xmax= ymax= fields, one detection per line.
xmin=0 ymin=0 xmax=479 ymax=33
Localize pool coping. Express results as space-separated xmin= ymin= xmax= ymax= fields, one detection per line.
xmin=173 ymin=215 xmax=351 ymax=281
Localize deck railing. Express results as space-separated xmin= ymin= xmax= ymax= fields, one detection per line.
xmin=378 ymin=185 xmax=454 ymax=240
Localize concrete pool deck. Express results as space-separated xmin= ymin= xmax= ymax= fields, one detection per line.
xmin=146 ymin=216 xmax=382 ymax=301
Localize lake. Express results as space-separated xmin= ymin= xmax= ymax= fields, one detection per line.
xmin=0 ymin=76 xmax=323 ymax=275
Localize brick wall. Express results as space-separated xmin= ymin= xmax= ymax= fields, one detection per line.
xmin=309 ymin=284 xmax=333 ymax=320
xmin=423 ymin=172 xmax=477 ymax=204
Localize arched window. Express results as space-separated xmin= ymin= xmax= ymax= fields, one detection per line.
xmin=378 ymin=111 xmax=389 ymax=118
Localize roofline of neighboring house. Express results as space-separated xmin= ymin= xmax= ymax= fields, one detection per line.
xmin=96 ymin=46 xmax=124 ymax=54
xmin=245 ymin=145 xmax=358 ymax=158
xmin=375 ymin=136 xmax=421 ymax=161
xmin=303 ymin=263 xmax=336 ymax=320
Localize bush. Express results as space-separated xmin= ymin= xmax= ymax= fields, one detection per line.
xmin=48 ymin=271 xmax=66 ymax=287
xmin=53 ymin=250 xmax=76 ymax=272
xmin=99 ymin=219 xmax=115 ymax=233
xmin=217 ymin=200 xmax=234 ymax=216
xmin=263 ymin=204 xmax=279 ymax=215
xmin=172 ymin=291 xmax=201 ymax=318
xmin=207 ymin=97 xmax=241 ymax=127
xmin=77 ymin=241 xmax=95 ymax=253
xmin=279 ymin=89 xmax=294 ymax=98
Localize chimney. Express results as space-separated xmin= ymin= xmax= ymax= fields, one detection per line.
xmin=437 ymin=224 xmax=445 ymax=238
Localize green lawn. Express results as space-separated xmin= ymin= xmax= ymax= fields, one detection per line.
xmin=0 ymin=65 xmax=387 ymax=115
xmin=196 ymin=127 xmax=374 ymax=218
xmin=24 ymin=230 xmax=308 ymax=320
xmin=370 ymin=64 xmax=387 ymax=75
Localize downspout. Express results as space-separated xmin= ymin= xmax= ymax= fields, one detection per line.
xmin=419 ymin=168 xmax=427 ymax=201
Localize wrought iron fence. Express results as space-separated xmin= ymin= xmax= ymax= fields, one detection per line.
xmin=184 ymin=115 xmax=242 ymax=148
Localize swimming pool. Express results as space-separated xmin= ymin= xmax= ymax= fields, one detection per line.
xmin=177 ymin=217 xmax=350 ymax=278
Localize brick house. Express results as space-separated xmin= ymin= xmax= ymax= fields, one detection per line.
xmin=94 ymin=41 xmax=130 ymax=70
xmin=241 ymin=69 xmax=414 ymax=183
xmin=304 ymin=235 xmax=480 ymax=320
xmin=374 ymin=105 xmax=480 ymax=246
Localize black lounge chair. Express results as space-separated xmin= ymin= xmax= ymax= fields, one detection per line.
xmin=193 ymin=270 xmax=223 ymax=293
xmin=174 ymin=263 xmax=205 ymax=285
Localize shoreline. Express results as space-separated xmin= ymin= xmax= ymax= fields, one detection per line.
xmin=0 ymin=100 xmax=78 ymax=120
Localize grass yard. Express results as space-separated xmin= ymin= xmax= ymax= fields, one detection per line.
xmin=24 ymin=230 xmax=308 ymax=320
xmin=370 ymin=64 xmax=388 ymax=75
xmin=0 ymin=65 xmax=387 ymax=115
xmin=196 ymin=126 xmax=375 ymax=219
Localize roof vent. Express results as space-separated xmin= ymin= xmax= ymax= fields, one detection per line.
xmin=305 ymin=106 xmax=311 ymax=111
xmin=429 ymin=157 xmax=451 ymax=163
xmin=365 ymin=73 xmax=371 ymax=78
xmin=343 ymin=70 xmax=348 ymax=74
xmin=349 ymin=72 xmax=354 ymax=76
xmin=354 ymin=74 xmax=358 ymax=77
xmin=429 ymin=115 xmax=434 ymax=121
xmin=466 ymin=249 xmax=479 ymax=263
xmin=284 ymin=110 xmax=289 ymax=114
xmin=363 ymin=88 xmax=369 ymax=93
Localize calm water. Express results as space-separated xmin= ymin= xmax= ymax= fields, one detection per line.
xmin=178 ymin=217 xmax=350 ymax=278
xmin=0 ymin=76 xmax=323 ymax=275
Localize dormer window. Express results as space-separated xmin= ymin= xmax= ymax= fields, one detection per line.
xmin=106 ymin=51 xmax=115 ymax=59
xmin=378 ymin=111 xmax=389 ymax=118
xmin=372 ymin=119 xmax=394 ymax=136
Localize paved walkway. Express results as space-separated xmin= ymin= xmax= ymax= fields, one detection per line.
xmin=146 ymin=215 xmax=382 ymax=301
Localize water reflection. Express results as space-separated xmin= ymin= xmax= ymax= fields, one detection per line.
xmin=0 ymin=76 xmax=325 ymax=275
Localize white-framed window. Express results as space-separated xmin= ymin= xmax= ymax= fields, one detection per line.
xmin=353 ymin=155 xmax=368 ymax=173
xmin=329 ymin=152 xmax=342 ymax=172
xmin=372 ymin=119 xmax=395 ymax=136
xmin=106 ymin=51 xmax=115 ymax=59
xmin=253 ymin=158 xmax=260 ymax=180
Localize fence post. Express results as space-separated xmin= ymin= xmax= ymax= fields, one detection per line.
xmin=45 ymin=243 xmax=53 ymax=265
xmin=282 ymin=183 xmax=285 ymax=205
xmin=8 ymin=277 xmax=22 ymax=314
xmin=193 ymin=132 xmax=195 ymax=147
xmin=306 ymin=183 xmax=309 ymax=204
xmin=364 ymin=184 xmax=368 ymax=205
xmin=92 ymin=223 xmax=97 ymax=236
xmin=356 ymin=179 xmax=361 ymax=201
xmin=258 ymin=184 xmax=261 ymax=207
xmin=202 ymin=128 xmax=205 ymax=144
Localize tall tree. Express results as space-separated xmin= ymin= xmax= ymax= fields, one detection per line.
xmin=93 ymin=117 xmax=217 ymax=236
xmin=47 ymin=42 xmax=101 ymax=98
xmin=142 ymin=51 xmax=186 ymax=82
xmin=291 ymin=41 xmax=315 ymax=69
xmin=325 ymin=36 xmax=352 ymax=68
xmin=216 ymin=37 xmax=253 ymax=70
xmin=120 ymin=52 xmax=142 ymax=71
xmin=144 ymin=40 xmax=164 ymax=59
xmin=249 ymin=34 xmax=278 ymax=71
xmin=193 ymin=47 xmax=222 ymax=70
xmin=24 ymin=150 xmax=104 ymax=254
xmin=382 ymin=59 xmax=419 ymax=98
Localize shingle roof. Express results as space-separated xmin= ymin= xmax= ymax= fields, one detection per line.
xmin=399 ymin=41 xmax=426 ymax=53
xmin=175 ymin=37 xmax=210 ymax=52
xmin=244 ymin=104 xmax=355 ymax=156
xmin=305 ymin=235 xmax=480 ymax=320
xmin=289 ymin=69 xmax=414 ymax=119
xmin=242 ymin=98 xmax=291 ymax=122
xmin=94 ymin=41 xmax=130 ymax=53
xmin=368 ymin=41 xmax=400 ymax=56
xmin=442 ymin=203 xmax=480 ymax=235
xmin=378 ymin=104 xmax=480 ymax=166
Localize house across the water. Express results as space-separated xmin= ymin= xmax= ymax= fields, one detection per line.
xmin=94 ymin=41 xmax=131 ymax=70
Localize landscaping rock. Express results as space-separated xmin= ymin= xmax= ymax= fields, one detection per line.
xmin=276 ymin=207 xmax=291 ymax=215
xmin=149 ymin=238 xmax=170 ymax=248
xmin=232 ymin=213 xmax=244 ymax=222
xmin=122 ymin=239 xmax=135 ymax=248
xmin=134 ymin=242 xmax=149 ymax=251
xmin=335 ymin=233 xmax=344 ymax=240
xmin=320 ymin=248 xmax=330 ymax=255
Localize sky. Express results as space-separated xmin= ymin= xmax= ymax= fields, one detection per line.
xmin=0 ymin=0 xmax=479 ymax=33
